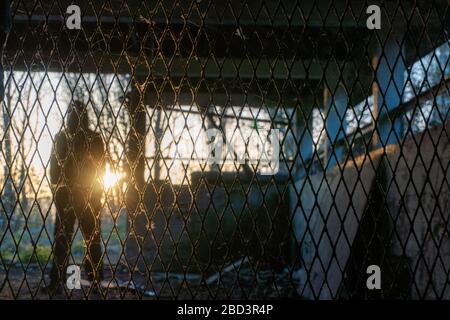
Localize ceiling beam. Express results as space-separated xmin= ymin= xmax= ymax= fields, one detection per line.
xmin=10 ymin=0 xmax=447 ymax=29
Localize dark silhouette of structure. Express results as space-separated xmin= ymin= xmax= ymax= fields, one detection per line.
xmin=0 ymin=0 xmax=11 ymax=101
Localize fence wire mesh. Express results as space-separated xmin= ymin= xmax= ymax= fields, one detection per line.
xmin=0 ymin=0 xmax=449 ymax=299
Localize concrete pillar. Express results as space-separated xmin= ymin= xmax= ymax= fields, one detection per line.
xmin=297 ymin=96 xmax=314 ymax=178
xmin=125 ymin=77 xmax=147 ymax=270
xmin=374 ymin=26 xmax=408 ymax=146
xmin=0 ymin=0 xmax=11 ymax=102
xmin=0 ymin=0 xmax=11 ymax=230
xmin=196 ymin=94 xmax=221 ymax=173
xmin=325 ymin=85 xmax=348 ymax=170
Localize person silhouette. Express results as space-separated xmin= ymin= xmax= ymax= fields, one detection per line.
xmin=44 ymin=101 xmax=105 ymax=294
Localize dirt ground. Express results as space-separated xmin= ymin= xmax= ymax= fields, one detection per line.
xmin=0 ymin=264 xmax=296 ymax=300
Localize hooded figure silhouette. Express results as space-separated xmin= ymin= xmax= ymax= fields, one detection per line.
xmin=46 ymin=101 xmax=105 ymax=294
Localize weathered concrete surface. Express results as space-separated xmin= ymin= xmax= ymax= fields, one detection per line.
xmin=126 ymin=174 xmax=291 ymax=276
xmin=291 ymin=146 xmax=396 ymax=299
xmin=291 ymin=121 xmax=450 ymax=299
xmin=386 ymin=122 xmax=450 ymax=299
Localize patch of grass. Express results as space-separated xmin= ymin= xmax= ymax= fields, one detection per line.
xmin=34 ymin=245 xmax=53 ymax=263
xmin=1 ymin=244 xmax=53 ymax=264
xmin=71 ymin=238 xmax=85 ymax=259
xmin=0 ymin=248 xmax=15 ymax=263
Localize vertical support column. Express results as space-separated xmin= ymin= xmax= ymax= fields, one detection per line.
xmin=371 ymin=55 xmax=380 ymax=148
xmin=0 ymin=0 xmax=11 ymax=102
xmin=297 ymin=95 xmax=314 ymax=178
xmin=196 ymin=93 xmax=220 ymax=174
xmin=374 ymin=25 xmax=407 ymax=147
xmin=125 ymin=76 xmax=147 ymax=269
xmin=343 ymin=51 xmax=374 ymax=152
xmin=126 ymin=78 xmax=146 ymax=206
xmin=325 ymin=85 xmax=348 ymax=170
xmin=153 ymin=102 xmax=162 ymax=183
xmin=322 ymin=87 xmax=331 ymax=168
xmin=0 ymin=0 xmax=11 ymax=230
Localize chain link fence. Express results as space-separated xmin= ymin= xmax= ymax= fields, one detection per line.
xmin=0 ymin=0 xmax=449 ymax=299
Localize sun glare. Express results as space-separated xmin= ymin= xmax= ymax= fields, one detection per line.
xmin=103 ymin=165 xmax=122 ymax=189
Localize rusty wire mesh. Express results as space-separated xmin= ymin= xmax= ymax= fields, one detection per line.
xmin=0 ymin=0 xmax=449 ymax=299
